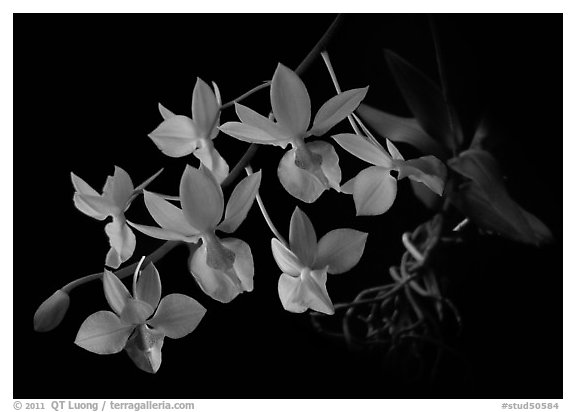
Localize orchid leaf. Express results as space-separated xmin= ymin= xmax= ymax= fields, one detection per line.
xmin=120 ymin=299 xmax=154 ymax=325
xmin=271 ymin=63 xmax=311 ymax=137
xmin=352 ymin=166 xmax=397 ymax=216
xmin=102 ymin=270 xmax=132 ymax=315
xmin=449 ymin=150 xmax=553 ymax=245
xmin=179 ymin=165 xmax=224 ymax=232
xmin=310 ymin=87 xmax=369 ymax=136
xmin=384 ymin=50 xmax=455 ymax=151
xmin=315 ymin=229 xmax=368 ymax=274
xmin=218 ymin=170 xmax=262 ymax=234
xmin=148 ymin=115 xmax=202 ymax=158
xmin=332 ymin=133 xmax=392 ymax=168
xmin=356 ymin=104 xmax=447 ymax=158
xmin=271 ymin=238 xmax=302 ymax=277
xmin=143 ymin=190 xmax=198 ymax=236
xmin=192 ymin=77 xmax=220 ymax=135
xmin=74 ymin=311 xmax=134 ymax=355
xmin=148 ymin=294 xmax=206 ymax=339
xmin=135 ymin=262 xmax=161 ymax=310
xmin=289 ymin=207 xmax=317 ymax=267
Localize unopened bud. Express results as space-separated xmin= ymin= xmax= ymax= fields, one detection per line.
xmin=33 ymin=290 xmax=70 ymax=332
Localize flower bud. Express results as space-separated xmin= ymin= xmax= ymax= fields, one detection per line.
xmin=33 ymin=290 xmax=70 ymax=332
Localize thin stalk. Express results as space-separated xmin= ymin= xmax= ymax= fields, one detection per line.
xmin=245 ymin=166 xmax=287 ymax=246
xmin=61 ymin=240 xmax=183 ymax=294
xmin=221 ymin=81 xmax=271 ymax=110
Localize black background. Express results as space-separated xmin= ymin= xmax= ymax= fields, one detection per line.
xmin=14 ymin=14 xmax=562 ymax=398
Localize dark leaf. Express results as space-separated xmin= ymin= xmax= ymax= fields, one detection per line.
xmin=384 ymin=49 xmax=455 ymax=151
xmin=449 ymin=150 xmax=553 ymax=246
xmin=356 ymin=103 xmax=447 ymax=159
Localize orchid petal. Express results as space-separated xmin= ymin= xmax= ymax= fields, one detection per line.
xmin=332 ymin=133 xmax=392 ymax=168
xmin=134 ymin=262 xmax=162 ymax=310
xmin=386 ymin=139 xmax=404 ymax=161
xmin=128 ymin=221 xmax=200 ymax=243
xmin=277 ymin=274 xmax=307 ymax=313
xmin=158 ymin=103 xmax=176 ymax=120
xmin=75 ymin=194 xmax=114 ymax=219
xmin=143 ymin=191 xmax=198 ymax=236
xmin=235 ymin=103 xmax=291 ymax=142
xmin=70 ymin=172 xmax=99 ymax=197
xmin=212 ymin=81 xmax=222 ymax=107
xmin=104 ymin=216 xmax=136 ymax=269
xmin=192 ymin=77 xmax=220 ymax=136
xmin=148 ymin=116 xmax=202 ymax=158
xmin=134 ymin=168 xmax=164 ymax=193
xmin=278 ymin=268 xmax=334 ymax=315
xmin=301 ymin=268 xmax=334 ymax=315
xmin=340 ymin=178 xmax=355 ymax=195
xmin=315 ymin=229 xmax=368 ymax=274
xmin=103 ymin=270 xmax=132 ymax=315
xmin=219 ymin=121 xmax=289 ymax=148
xmin=289 ymin=207 xmax=317 ymax=267
xmin=193 ymin=141 xmax=229 ymax=184
xmin=352 ymin=166 xmax=397 ymax=216
xmin=75 ymin=311 xmax=134 ymax=355
xmin=271 ymin=238 xmax=302 ymax=276
xmin=393 ymin=156 xmax=446 ymax=196
xmin=221 ymin=238 xmax=254 ymax=293
xmin=125 ymin=326 xmax=164 ymax=374
xmin=179 ymin=165 xmax=224 ymax=232
xmin=148 ymin=294 xmax=206 ymax=339
xmin=307 ymin=141 xmax=341 ymax=190
xmin=188 ymin=244 xmax=241 ymax=303
xmin=277 ymin=148 xmax=326 ymax=203
xmin=107 ymin=166 xmax=134 ymax=208
xmin=310 ymin=87 xmax=369 ymax=136
xmin=218 ymin=170 xmax=262 ymax=233
xmin=270 ymin=63 xmax=311 ymax=137
xmin=73 ymin=193 xmax=109 ymax=220
xmin=120 ymin=298 xmax=154 ymax=325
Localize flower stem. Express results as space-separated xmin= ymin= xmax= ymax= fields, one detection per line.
xmin=221 ymin=81 xmax=271 ymax=110
xmin=320 ymin=51 xmax=386 ymax=153
xmin=61 ymin=240 xmax=183 ymax=294
xmin=245 ymin=166 xmax=288 ymax=246
xmin=219 ymin=14 xmax=345 ymax=190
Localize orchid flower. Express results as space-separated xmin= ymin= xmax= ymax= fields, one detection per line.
xmin=71 ymin=166 xmax=162 ymax=269
xmin=271 ymin=207 xmax=368 ymax=315
xmin=219 ymin=63 xmax=368 ymax=203
xmin=128 ymin=165 xmax=262 ymax=303
xmin=75 ymin=261 xmax=206 ymax=373
xmin=149 ymin=78 xmax=229 ymax=183
xmin=333 ymin=134 xmax=447 ymax=216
